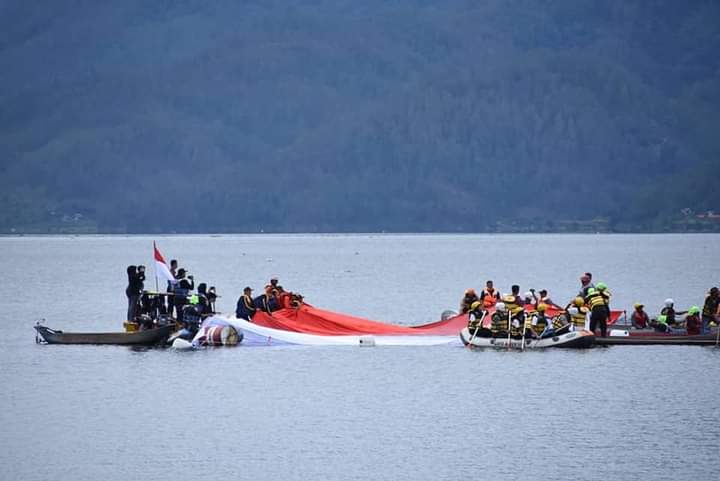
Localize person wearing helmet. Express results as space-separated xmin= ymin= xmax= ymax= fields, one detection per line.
xmin=491 ymin=302 xmax=509 ymax=337
xmin=530 ymin=303 xmax=551 ymax=337
xmin=467 ymin=301 xmax=491 ymax=337
xmin=685 ymin=306 xmax=702 ymax=335
xmin=701 ymin=287 xmax=720 ymax=334
xmin=566 ymin=296 xmax=590 ymax=331
xmin=460 ymin=288 xmax=480 ymax=314
xmin=481 ymin=280 xmax=501 ymax=308
xmin=587 ymin=283 xmax=610 ymax=337
xmin=630 ymin=303 xmax=649 ymax=329
xmin=659 ymin=298 xmax=687 ymax=330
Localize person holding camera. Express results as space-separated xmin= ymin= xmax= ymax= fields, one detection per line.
xmin=125 ymin=265 xmax=145 ymax=321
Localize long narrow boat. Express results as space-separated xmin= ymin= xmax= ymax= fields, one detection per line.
xmin=34 ymin=323 xmax=175 ymax=346
xmin=595 ymin=329 xmax=720 ymax=346
xmin=459 ymin=327 xmax=595 ymax=349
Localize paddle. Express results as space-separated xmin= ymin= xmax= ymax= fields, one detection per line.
xmin=507 ymin=311 xmax=512 ymax=351
xmin=466 ymin=310 xmax=487 ymax=348
xmin=715 ymin=315 xmax=720 ymax=347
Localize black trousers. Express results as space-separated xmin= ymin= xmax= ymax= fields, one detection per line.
xmin=590 ymin=308 xmax=608 ymax=337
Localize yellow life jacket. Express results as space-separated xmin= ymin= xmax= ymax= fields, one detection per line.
xmin=587 ymin=292 xmax=605 ymax=310
xmin=570 ymin=307 xmax=589 ymax=327
xmin=491 ymin=312 xmax=509 ymax=335
xmin=533 ymin=314 xmax=549 ymax=335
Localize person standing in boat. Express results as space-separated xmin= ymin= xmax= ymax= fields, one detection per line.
xmin=630 ymin=303 xmax=649 ymax=329
xmin=701 ymin=287 xmax=719 ymax=334
xmin=579 ymin=273 xmax=594 ymax=298
xmin=174 ymin=268 xmax=194 ymax=322
xmin=586 ymin=286 xmax=609 ymax=337
xmin=236 ymin=286 xmax=257 ymax=320
xmin=167 ymin=259 xmax=178 ymax=317
xmin=125 ymin=265 xmax=145 ymax=321
xmin=480 ymin=281 xmax=500 ymax=308
xmin=460 ymin=288 xmax=480 ymax=314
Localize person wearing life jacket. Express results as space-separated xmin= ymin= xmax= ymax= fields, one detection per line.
xmin=253 ymin=285 xmax=272 ymax=313
xmin=685 ymin=306 xmax=702 ymax=335
xmin=567 ymin=296 xmax=589 ymax=331
xmin=277 ymin=286 xmax=293 ymax=309
xmin=630 ymin=303 xmax=649 ymax=329
xmin=701 ymin=287 xmax=720 ymax=334
xmin=660 ymin=298 xmax=687 ymax=329
xmin=460 ymin=288 xmax=480 ymax=314
xmin=530 ymin=303 xmax=551 ymax=337
xmin=481 ymin=280 xmax=501 ymax=308
xmin=537 ymin=289 xmax=561 ymax=310
xmin=587 ymin=284 xmax=610 ymax=337
xmin=491 ymin=302 xmax=510 ymax=337
xmin=268 ymin=289 xmax=281 ymax=312
xmin=236 ymin=286 xmax=257 ymax=320
xmin=174 ymin=268 xmax=194 ymax=323
xmin=524 ymin=290 xmax=538 ymax=309
xmin=196 ymin=283 xmax=211 ymax=315
xmin=467 ymin=301 xmax=492 ymax=338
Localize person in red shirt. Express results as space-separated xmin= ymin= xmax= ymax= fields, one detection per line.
xmin=685 ymin=306 xmax=701 ymax=335
xmin=631 ymin=303 xmax=649 ymax=329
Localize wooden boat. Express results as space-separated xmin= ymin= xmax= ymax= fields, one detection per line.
xmin=596 ymin=329 xmax=720 ymax=346
xmin=459 ymin=327 xmax=595 ymax=349
xmin=34 ymin=323 xmax=175 ymax=346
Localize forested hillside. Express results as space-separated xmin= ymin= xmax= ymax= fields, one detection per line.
xmin=1 ymin=0 xmax=718 ymax=233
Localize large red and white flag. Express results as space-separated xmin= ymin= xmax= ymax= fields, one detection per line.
xmin=153 ymin=241 xmax=175 ymax=284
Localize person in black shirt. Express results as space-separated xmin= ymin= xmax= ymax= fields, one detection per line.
xmin=125 ymin=265 xmax=145 ymax=321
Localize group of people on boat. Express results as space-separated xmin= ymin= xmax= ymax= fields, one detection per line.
xmin=462 ymin=273 xmax=611 ymax=339
xmin=630 ymin=287 xmax=720 ymax=335
xmin=125 ymin=261 xmax=219 ymax=337
xmin=234 ymin=278 xmax=305 ymax=320
xmin=463 ymin=272 xmax=720 ymax=339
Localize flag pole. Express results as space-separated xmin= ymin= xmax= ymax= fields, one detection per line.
xmin=153 ymin=241 xmax=159 ymax=293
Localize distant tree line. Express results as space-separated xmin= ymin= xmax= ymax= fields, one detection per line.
xmin=0 ymin=0 xmax=718 ymax=233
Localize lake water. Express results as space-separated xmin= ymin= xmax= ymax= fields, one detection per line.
xmin=1 ymin=234 xmax=719 ymax=481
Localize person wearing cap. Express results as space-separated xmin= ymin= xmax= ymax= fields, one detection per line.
xmin=270 ymin=277 xmax=279 ymax=289
xmin=460 ymin=288 xmax=479 ymax=314
xmin=537 ymin=289 xmax=561 ymax=310
xmin=701 ymin=287 xmax=720 ymax=334
xmin=236 ymin=286 xmax=257 ymax=320
xmin=630 ymin=303 xmax=649 ymax=329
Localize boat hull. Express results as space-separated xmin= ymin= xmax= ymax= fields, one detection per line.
xmin=595 ymin=330 xmax=720 ymax=346
xmin=459 ymin=327 xmax=595 ymax=349
xmin=35 ymin=324 xmax=175 ymax=346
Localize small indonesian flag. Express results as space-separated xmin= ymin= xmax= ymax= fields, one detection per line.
xmin=154 ymin=241 xmax=175 ymax=284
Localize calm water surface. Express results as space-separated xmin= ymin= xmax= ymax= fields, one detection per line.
xmin=1 ymin=234 xmax=719 ymax=481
